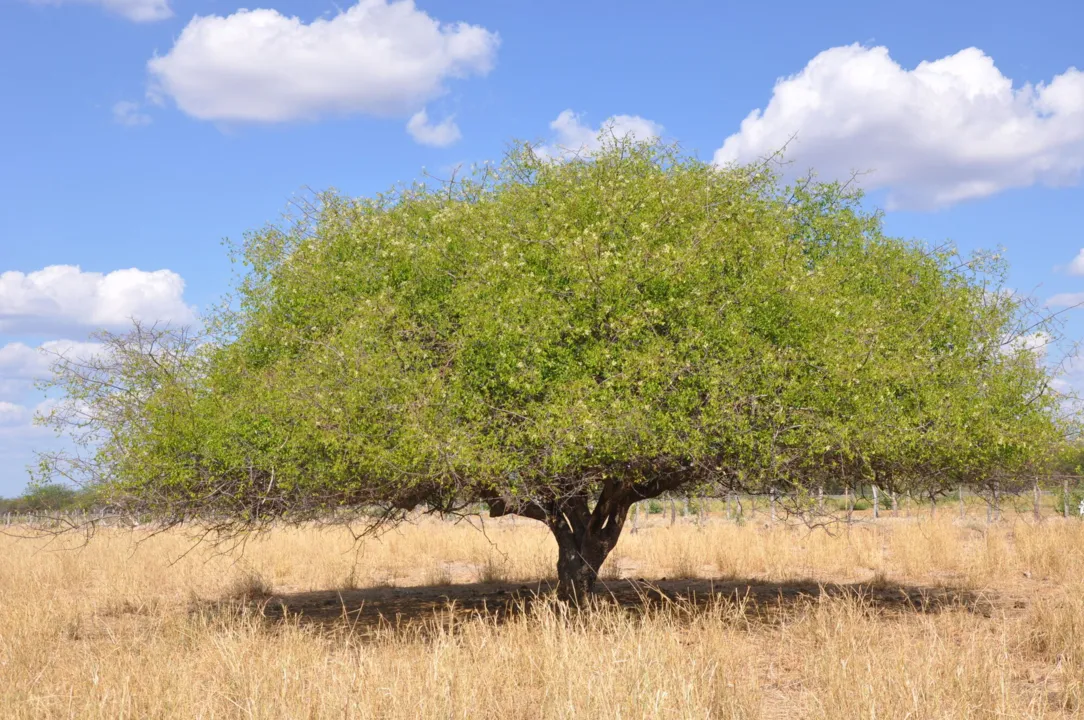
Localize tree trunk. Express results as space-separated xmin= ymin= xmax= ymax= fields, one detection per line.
xmin=891 ymin=491 xmax=898 ymax=517
xmin=769 ymin=487 xmax=777 ymax=523
xmin=1033 ymin=481 xmax=1041 ymax=522
xmin=872 ymin=485 xmax=879 ymax=520
xmin=487 ymin=489 xmax=637 ymax=605
xmin=555 ymin=539 xmax=608 ymax=603
xmin=958 ymin=486 xmax=965 ymax=520
xmin=817 ymin=485 xmax=824 ymax=513
xmin=547 ymin=500 xmax=631 ymax=604
xmin=669 ymin=498 xmax=676 ymax=527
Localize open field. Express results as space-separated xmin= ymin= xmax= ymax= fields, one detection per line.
xmin=2 ymin=509 xmax=1084 ymax=718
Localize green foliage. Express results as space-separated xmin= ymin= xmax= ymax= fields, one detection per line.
xmin=647 ymin=501 xmax=664 ymax=515
xmin=0 ymin=483 xmax=98 ymax=514
xmin=36 ymin=136 xmax=1069 ymax=531
xmin=1055 ymin=489 xmax=1084 ymax=517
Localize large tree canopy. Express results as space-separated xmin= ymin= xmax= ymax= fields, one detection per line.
xmin=39 ymin=139 xmax=1067 ymax=600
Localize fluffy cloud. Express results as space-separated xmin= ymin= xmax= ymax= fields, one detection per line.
xmin=1063 ymin=249 xmax=1084 ymax=276
xmin=533 ymin=110 xmax=663 ymax=160
xmin=406 ymin=110 xmax=461 ymax=147
xmin=0 ymin=402 xmax=29 ymax=428
xmin=1003 ymin=331 xmax=1053 ymax=359
xmin=0 ymin=340 xmax=104 ymax=398
xmin=714 ymin=45 xmax=1084 ymax=210
xmin=1045 ymin=292 xmax=1084 ymax=308
xmin=29 ymin=0 xmax=171 ymax=22
xmin=112 ymin=101 xmax=151 ymax=127
xmin=0 ymin=266 xmax=195 ymax=334
xmin=147 ymin=0 xmax=499 ymax=123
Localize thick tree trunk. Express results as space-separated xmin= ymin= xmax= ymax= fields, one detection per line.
xmin=487 ymin=475 xmax=680 ymax=605
xmin=549 ymin=500 xmax=630 ymax=604
xmin=554 ymin=537 xmax=609 ymax=604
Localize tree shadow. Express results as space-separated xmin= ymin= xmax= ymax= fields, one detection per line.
xmin=250 ymin=576 xmax=996 ymax=633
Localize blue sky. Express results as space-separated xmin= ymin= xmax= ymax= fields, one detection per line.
xmin=1 ymin=0 xmax=1083 ymax=496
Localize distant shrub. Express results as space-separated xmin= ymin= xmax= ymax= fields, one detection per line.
xmin=1054 ymin=490 xmax=1084 ymax=517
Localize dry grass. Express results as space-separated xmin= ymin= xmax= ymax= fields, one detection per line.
xmin=2 ymin=512 xmax=1084 ymax=718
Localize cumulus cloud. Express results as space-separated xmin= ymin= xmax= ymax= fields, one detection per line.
xmin=0 ymin=340 xmax=104 ymax=398
xmin=112 ymin=100 xmax=151 ymax=127
xmin=1062 ymin=249 xmax=1084 ymax=276
xmin=28 ymin=0 xmax=171 ymax=22
xmin=533 ymin=110 xmax=664 ymax=160
xmin=1045 ymin=292 xmax=1084 ymax=308
xmin=0 ymin=402 xmax=29 ymax=428
xmin=0 ymin=266 xmax=195 ymax=334
xmin=1003 ymin=331 xmax=1053 ymax=359
xmin=714 ymin=45 xmax=1084 ymax=210
xmin=147 ymin=0 xmax=499 ymax=123
xmin=406 ymin=109 xmax=461 ymax=147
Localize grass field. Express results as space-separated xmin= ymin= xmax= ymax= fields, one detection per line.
xmin=2 ymin=506 xmax=1084 ymax=718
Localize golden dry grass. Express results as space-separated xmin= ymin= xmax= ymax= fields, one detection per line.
xmin=2 ymin=511 xmax=1084 ymax=718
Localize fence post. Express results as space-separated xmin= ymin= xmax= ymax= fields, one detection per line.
xmin=872 ymin=485 xmax=880 ymax=520
xmin=769 ymin=487 xmax=777 ymax=523
xmin=959 ymin=486 xmax=965 ymax=520
xmin=817 ymin=485 xmax=824 ymax=513
xmin=631 ymin=502 xmax=640 ymax=534
xmin=669 ymin=497 xmax=676 ymax=527
xmin=1033 ymin=480 xmax=1041 ymax=522
xmin=682 ymin=497 xmax=689 ymax=519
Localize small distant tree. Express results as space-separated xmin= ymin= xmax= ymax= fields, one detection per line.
xmin=37 ymin=138 xmax=1068 ymax=602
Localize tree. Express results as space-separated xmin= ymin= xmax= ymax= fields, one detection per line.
xmin=37 ymin=138 xmax=1067 ymax=602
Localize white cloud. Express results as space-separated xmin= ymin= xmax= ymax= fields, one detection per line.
xmin=406 ymin=110 xmax=461 ymax=147
xmin=0 ymin=340 xmax=104 ymax=398
xmin=0 ymin=266 xmax=195 ymax=334
xmin=1003 ymin=331 xmax=1053 ymax=359
xmin=112 ymin=100 xmax=151 ymax=127
xmin=0 ymin=402 xmax=29 ymax=428
xmin=1046 ymin=292 xmax=1084 ymax=308
xmin=1063 ymin=249 xmax=1084 ymax=276
xmin=29 ymin=0 xmax=171 ymax=22
xmin=533 ymin=110 xmax=663 ymax=160
xmin=714 ymin=45 xmax=1084 ymax=210
xmin=147 ymin=0 xmax=499 ymax=123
